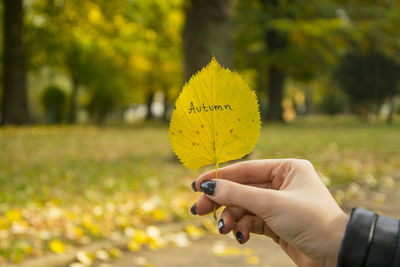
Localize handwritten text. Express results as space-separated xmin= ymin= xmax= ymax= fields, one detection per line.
xmin=188 ymin=102 xmax=233 ymax=114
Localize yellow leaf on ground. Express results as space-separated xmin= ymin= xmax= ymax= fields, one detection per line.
xmin=185 ymin=224 xmax=205 ymax=239
xmin=49 ymin=239 xmax=66 ymax=254
xmin=151 ymin=209 xmax=166 ymax=221
xmin=76 ymin=251 xmax=93 ymax=265
xmin=109 ymin=247 xmax=123 ymax=258
xmin=128 ymin=240 xmax=142 ymax=252
xmin=212 ymin=241 xmax=241 ymax=257
xmin=202 ymin=218 xmax=219 ymax=234
xmin=133 ymin=229 xmax=148 ymax=244
xmin=246 ymin=255 xmax=260 ymax=265
xmin=6 ymin=209 xmax=22 ymax=222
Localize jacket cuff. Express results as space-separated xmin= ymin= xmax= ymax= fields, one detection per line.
xmin=337 ymin=207 xmax=400 ymax=267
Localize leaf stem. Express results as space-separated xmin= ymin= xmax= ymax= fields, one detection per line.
xmin=213 ymin=162 xmax=219 ymax=222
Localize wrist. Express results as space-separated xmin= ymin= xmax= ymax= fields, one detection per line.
xmin=324 ymin=211 xmax=349 ymax=267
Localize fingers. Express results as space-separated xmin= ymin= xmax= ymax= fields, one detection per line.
xmin=193 ymin=159 xmax=305 ymax=191
xmin=194 ymin=182 xmax=271 ymax=215
xmin=219 ymin=208 xmax=281 ymax=245
xmin=233 ymin=215 xmax=280 ymax=244
xmin=192 ymin=195 xmax=221 ymax=215
xmin=201 ymin=179 xmax=279 ymax=217
xmin=193 ymin=160 xmax=277 ymax=187
xmin=218 ymin=206 xmax=247 ymax=234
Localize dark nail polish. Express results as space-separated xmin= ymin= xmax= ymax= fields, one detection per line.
xmin=218 ymin=219 xmax=224 ymax=234
xmin=200 ymin=180 xmax=216 ymax=196
xmin=190 ymin=203 xmax=197 ymax=215
xmin=191 ymin=181 xmax=197 ymax=192
xmin=236 ymin=232 xmax=243 ymax=244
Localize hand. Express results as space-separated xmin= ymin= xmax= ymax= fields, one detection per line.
xmin=192 ymin=159 xmax=349 ymax=267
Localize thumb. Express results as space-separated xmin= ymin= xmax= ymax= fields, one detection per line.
xmin=200 ymin=179 xmax=279 ymax=216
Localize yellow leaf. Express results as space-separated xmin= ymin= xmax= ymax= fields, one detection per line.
xmin=6 ymin=209 xmax=22 ymax=222
xmin=202 ymin=218 xmax=219 ymax=234
xmin=246 ymin=255 xmax=260 ymax=265
xmin=74 ymin=227 xmax=85 ymax=238
xmin=185 ymin=224 xmax=205 ymax=239
xmin=151 ymin=209 xmax=166 ymax=221
xmin=128 ymin=240 xmax=142 ymax=252
xmin=169 ymin=57 xmax=261 ymax=170
xmin=242 ymin=248 xmax=254 ymax=256
xmin=212 ymin=241 xmax=241 ymax=257
xmin=148 ymin=237 xmax=168 ymax=250
xmin=76 ymin=251 xmax=93 ymax=265
xmin=50 ymin=239 xmax=66 ymax=254
xmin=133 ymin=229 xmax=148 ymax=244
xmin=109 ymin=247 xmax=123 ymax=258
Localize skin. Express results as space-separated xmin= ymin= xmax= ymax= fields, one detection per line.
xmin=192 ymin=159 xmax=349 ymax=267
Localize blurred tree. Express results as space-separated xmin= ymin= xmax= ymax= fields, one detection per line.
xmin=183 ymin=0 xmax=233 ymax=82
xmin=261 ymin=0 xmax=286 ymax=121
xmin=41 ymin=85 xmax=67 ymax=123
xmin=26 ymin=0 xmax=183 ymax=123
xmin=334 ymin=0 xmax=400 ymax=123
xmin=320 ymin=88 xmax=348 ymax=115
xmin=131 ymin=0 xmax=184 ymax=121
xmin=1 ymin=0 xmax=30 ymax=125
xmin=336 ymin=50 xmax=400 ymax=121
xmin=234 ymin=0 xmax=347 ymax=121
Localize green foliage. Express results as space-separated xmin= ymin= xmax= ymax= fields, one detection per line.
xmin=25 ymin=0 xmax=184 ymax=123
xmin=86 ymin=85 xmax=124 ymax=123
xmin=40 ymin=85 xmax=67 ymax=123
xmin=320 ymin=88 xmax=349 ymax=115
xmin=4 ymin=0 xmax=400 ymax=123
xmin=233 ymin=0 xmax=346 ymax=80
xmin=336 ymin=50 xmax=400 ymax=116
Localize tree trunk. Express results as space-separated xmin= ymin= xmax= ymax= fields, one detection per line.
xmin=1 ymin=0 xmax=30 ymax=125
xmin=183 ymin=0 xmax=233 ymax=82
xmin=67 ymin=73 xmax=78 ymax=124
xmin=145 ymin=92 xmax=154 ymax=120
xmin=266 ymin=66 xmax=285 ymax=121
xmin=262 ymin=0 xmax=287 ymax=121
xmin=304 ymin=86 xmax=313 ymax=114
xmin=162 ymin=89 xmax=170 ymax=123
xmin=387 ymin=95 xmax=397 ymax=125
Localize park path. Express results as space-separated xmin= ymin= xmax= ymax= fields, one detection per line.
xmin=109 ymin=188 xmax=400 ymax=267
xmin=112 ymin=233 xmax=294 ymax=267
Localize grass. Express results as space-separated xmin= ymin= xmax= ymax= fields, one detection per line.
xmin=0 ymin=115 xmax=399 ymax=262
xmin=1 ymin=116 xmax=399 ymax=206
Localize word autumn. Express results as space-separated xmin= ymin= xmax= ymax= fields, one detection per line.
xmin=188 ymin=102 xmax=233 ymax=114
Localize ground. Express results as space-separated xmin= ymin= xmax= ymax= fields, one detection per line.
xmin=109 ymin=191 xmax=400 ymax=267
xmin=113 ymin=234 xmax=293 ymax=267
xmin=0 ymin=116 xmax=399 ymax=266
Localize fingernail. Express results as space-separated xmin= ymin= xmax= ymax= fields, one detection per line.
xmin=190 ymin=203 xmax=197 ymax=215
xmin=191 ymin=181 xmax=197 ymax=192
xmin=218 ymin=219 xmax=224 ymax=234
xmin=200 ymin=180 xmax=216 ymax=196
xmin=236 ymin=231 xmax=243 ymax=244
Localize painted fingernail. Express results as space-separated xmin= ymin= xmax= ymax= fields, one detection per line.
xmin=191 ymin=181 xmax=197 ymax=192
xmin=236 ymin=231 xmax=243 ymax=244
xmin=190 ymin=203 xmax=197 ymax=215
xmin=200 ymin=180 xmax=216 ymax=196
xmin=218 ymin=219 xmax=224 ymax=234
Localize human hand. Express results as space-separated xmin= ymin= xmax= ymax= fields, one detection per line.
xmin=191 ymin=159 xmax=349 ymax=267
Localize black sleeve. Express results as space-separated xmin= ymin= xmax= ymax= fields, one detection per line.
xmin=337 ymin=207 xmax=400 ymax=267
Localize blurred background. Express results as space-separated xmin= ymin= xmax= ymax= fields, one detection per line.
xmin=0 ymin=0 xmax=400 ymax=266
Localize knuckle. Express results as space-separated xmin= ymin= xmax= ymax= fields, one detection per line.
xmin=225 ymin=182 xmax=235 ymax=206
xmin=291 ymin=159 xmax=313 ymax=169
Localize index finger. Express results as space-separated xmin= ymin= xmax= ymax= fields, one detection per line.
xmin=193 ymin=159 xmax=292 ymax=191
